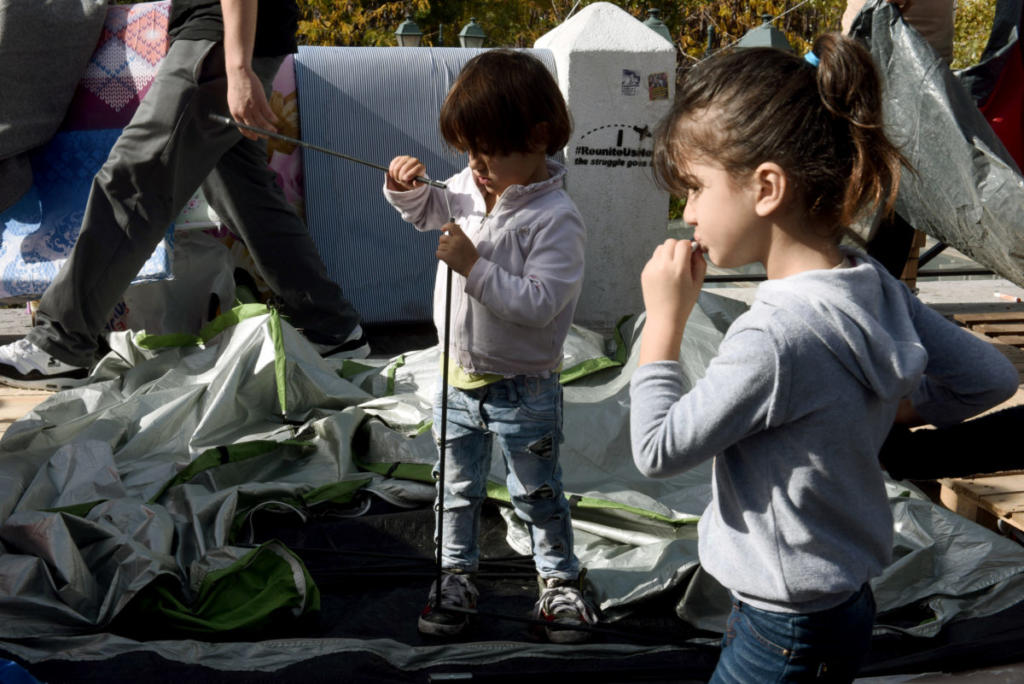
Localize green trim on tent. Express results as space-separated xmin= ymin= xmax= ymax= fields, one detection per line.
xmin=134 ymin=303 xmax=275 ymax=349
xmin=199 ymin=303 xmax=275 ymax=343
xmin=134 ymin=332 xmax=203 ymax=349
xmin=357 ymin=460 xmax=434 ymax=483
xmin=267 ymin=307 xmax=287 ymax=414
xmin=569 ymin=493 xmax=699 ymax=525
xmin=560 ymin=355 xmax=622 ymax=384
xmin=148 ymin=440 xmax=315 ymax=503
xmin=385 ymin=355 xmax=406 ymax=395
xmin=117 ymin=540 xmax=319 ymax=637
xmin=44 ymin=501 xmax=104 ymax=517
xmin=337 ymin=359 xmax=376 ymax=380
xmin=303 ymin=478 xmax=373 ymax=506
xmin=558 ymin=316 xmax=632 ymax=384
xmin=611 ymin=315 xmax=632 ymax=364
xmin=357 ymin=459 xmax=695 ymax=526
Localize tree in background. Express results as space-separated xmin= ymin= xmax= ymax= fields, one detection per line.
xmin=104 ymin=1 xmax=994 ymax=70
xmin=293 ymin=0 xmax=994 ymax=69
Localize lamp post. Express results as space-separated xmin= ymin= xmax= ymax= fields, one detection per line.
xmin=395 ymin=14 xmax=423 ymax=47
xmin=458 ymin=17 xmax=486 ymax=48
xmin=735 ymin=14 xmax=793 ymax=52
xmin=642 ymin=8 xmax=672 ymax=45
xmin=705 ymin=24 xmax=716 ymax=57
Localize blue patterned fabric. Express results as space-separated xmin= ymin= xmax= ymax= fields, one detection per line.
xmin=0 ymin=129 xmax=173 ymax=300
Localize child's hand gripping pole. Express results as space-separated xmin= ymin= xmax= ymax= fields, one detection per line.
xmin=434 ymin=191 xmax=456 ymax=609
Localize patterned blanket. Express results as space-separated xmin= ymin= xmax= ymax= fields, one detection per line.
xmin=0 ymin=2 xmax=175 ymax=302
xmin=0 ymin=130 xmax=172 ymax=300
xmin=63 ymin=1 xmax=170 ymax=131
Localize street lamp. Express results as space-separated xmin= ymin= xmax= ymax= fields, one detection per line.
xmin=735 ymin=14 xmax=793 ymax=52
xmin=395 ymin=15 xmax=423 ymax=47
xmin=458 ymin=17 xmax=486 ymax=48
xmin=642 ymin=8 xmax=672 ymax=45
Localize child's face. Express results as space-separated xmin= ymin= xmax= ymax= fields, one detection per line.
xmin=681 ymin=160 xmax=765 ymax=268
xmin=467 ymin=149 xmax=548 ymax=199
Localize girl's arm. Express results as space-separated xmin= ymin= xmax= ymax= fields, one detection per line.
xmin=905 ymin=298 xmax=1019 ymax=427
xmin=630 ymin=325 xmax=782 ymax=478
xmin=464 ymin=210 xmax=586 ymax=327
xmin=638 ymin=239 xmax=707 ymax=366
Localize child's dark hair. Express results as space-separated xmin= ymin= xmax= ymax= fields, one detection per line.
xmin=652 ymin=33 xmax=908 ymax=233
xmin=440 ymin=49 xmax=571 ymax=156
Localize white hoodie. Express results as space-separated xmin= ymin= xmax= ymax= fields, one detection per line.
xmin=384 ymin=160 xmax=586 ymax=376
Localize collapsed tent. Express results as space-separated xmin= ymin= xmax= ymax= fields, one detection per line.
xmin=2 ymin=293 xmax=1024 ymax=681
xmin=3 ymin=1 xmax=1024 ymax=679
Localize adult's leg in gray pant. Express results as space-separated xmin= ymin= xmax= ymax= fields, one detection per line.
xmin=29 ymin=39 xmax=243 ymax=366
xmin=202 ymin=54 xmax=360 ymax=344
xmin=29 ymin=39 xmax=359 ymax=366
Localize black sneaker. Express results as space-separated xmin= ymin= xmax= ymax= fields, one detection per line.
xmin=533 ymin=571 xmax=598 ymax=643
xmin=418 ymin=571 xmax=478 ymax=637
xmin=310 ymin=324 xmax=370 ymax=359
xmin=0 ymin=338 xmax=89 ymax=391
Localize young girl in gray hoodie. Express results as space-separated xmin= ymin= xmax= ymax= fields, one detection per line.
xmin=630 ymin=34 xmax=1019 ymax=683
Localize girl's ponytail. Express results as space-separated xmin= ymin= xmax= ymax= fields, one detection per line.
xmin=812 ymin=33 xmax=908 ymax=226
xmin=653 ymin=33 xmax=909 ymax=235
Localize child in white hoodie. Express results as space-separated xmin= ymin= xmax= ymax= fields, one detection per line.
xmin=630 ymin=34 xmax=1019 ymax=683
xmin=383 ymin=49 xmax=592 ymax=643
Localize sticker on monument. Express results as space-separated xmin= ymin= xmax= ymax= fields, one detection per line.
xmin=648 ymin=72 xmax=669 ymax=100
xmin=571 ymin=124 xmax=653 ymax=170
xmin=621 ymin=69 xmax=640 ymax=96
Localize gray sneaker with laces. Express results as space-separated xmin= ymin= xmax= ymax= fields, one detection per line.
xmin=533 ymin=572 xmax=598 ymax=643
xmin=0 ymin=338 xmax=89 ymax=391
xmin=418 ymin=571 xmax=478 ymax=637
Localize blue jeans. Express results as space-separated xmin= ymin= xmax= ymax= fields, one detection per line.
xmin=432 ymin=374 xmax=579 ymax=579
xmin=709 ymin=584 xmax=875 ymax=684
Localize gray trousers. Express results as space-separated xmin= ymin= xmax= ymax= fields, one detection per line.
xmin=29 ymin=38 xmax=361 ymax=367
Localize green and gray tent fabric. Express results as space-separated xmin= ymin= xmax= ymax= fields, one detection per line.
xmin=2 ymin=292 xmax=1024 ymax=675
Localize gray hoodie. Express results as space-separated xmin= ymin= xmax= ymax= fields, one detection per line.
xmin=630 ymin=250 xmax=1019 ymax=613
xmin=384 ymin=160 xmax=585 ymax=376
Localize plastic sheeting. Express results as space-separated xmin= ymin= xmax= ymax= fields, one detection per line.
xmin=849 ymin=0 xmax=1024 ymax=286
xmin=2 ymin=291 xmax=1024 ymax=674
xmin=295 ymin=46 xmax=558 ymax=325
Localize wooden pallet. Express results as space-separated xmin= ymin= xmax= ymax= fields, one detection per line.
xmin=954 ymin=311 xmax=1024 ymax=382
xmin=940 ymin=471 xmax=1024 ymax=535
xmin=0 ymin=386 xmax=50 ymax=439
xmin=933 ymin=313 xmax=1024 ymax=538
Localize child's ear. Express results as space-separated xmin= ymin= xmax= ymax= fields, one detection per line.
xmin=752 ymin=162 xmax=787 ymax=217
xmin=530 ymin=122 xmax=551 ymax=153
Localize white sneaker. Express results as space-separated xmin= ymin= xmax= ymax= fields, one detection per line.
xmin=311 ymin=324 xmax=370 ymax=359
xmin=418 ymin=571 xmax=479 ymax=637
xmin=0 ymin=338 xmax=89 ymax=391
xmin=533 ymin=573 xmax=599 ymax=643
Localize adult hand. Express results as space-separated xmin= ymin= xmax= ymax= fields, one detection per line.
xmin=226 ymin=65 xmax=278 ymax=140
xmin=437 ymin=222 xmax=478 ymax=277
